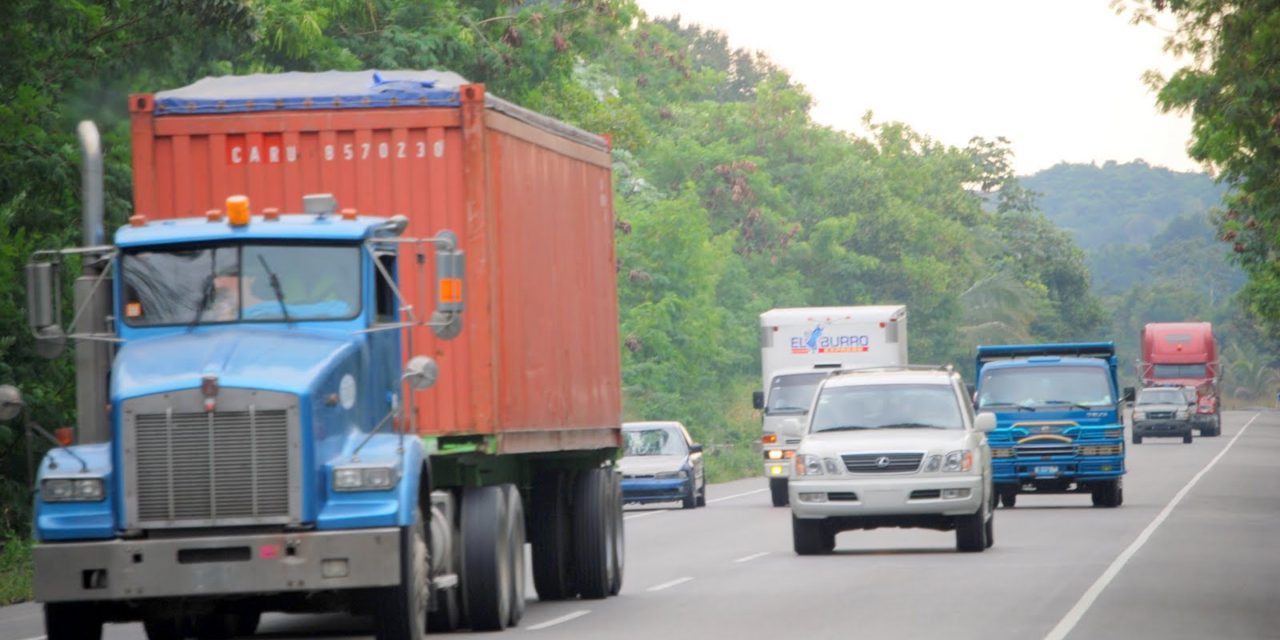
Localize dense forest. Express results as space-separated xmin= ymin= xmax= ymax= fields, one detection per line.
xmin=0 ymin=2 xmax=1275 ymax=596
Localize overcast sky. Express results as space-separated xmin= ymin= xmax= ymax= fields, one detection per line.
xmin=632 ymin=1 xmax=1199 ymax=176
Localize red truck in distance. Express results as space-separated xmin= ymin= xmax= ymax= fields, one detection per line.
xmin=1139 ymin=322 xmax=1221 ymax=437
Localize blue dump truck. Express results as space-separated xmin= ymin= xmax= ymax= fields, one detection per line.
xmin=974 ymin=343 xmax=1133 ymax=508
xmin=23 ymin=71 xmax=624 ymax=640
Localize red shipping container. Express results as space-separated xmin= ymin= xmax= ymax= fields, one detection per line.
xmin=128 ymin=72 xmax=621 ymax=455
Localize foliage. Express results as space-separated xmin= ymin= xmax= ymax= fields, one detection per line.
xmin=0 ymin=532 xmax=33 ymax=605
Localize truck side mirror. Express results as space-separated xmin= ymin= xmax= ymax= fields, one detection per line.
xmin=25 ymin=261 xmax=67 ymax=359
xmin=974 ymin=412 xmax=997 ymax=433
xmin=403 ymin=355 xmax=439 ymax=390
xmin=752 ymin=391 xmax=764 ymax=410
xmin=1123 ymin=387 xmax=1135 ymax=403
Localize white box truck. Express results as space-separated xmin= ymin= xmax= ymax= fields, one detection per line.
xmin=753 ymin=306 xmax=908 ymax=506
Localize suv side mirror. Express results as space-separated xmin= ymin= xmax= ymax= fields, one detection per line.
xmin=1123 ymin=387 xmax=1135 ymax=403
xmin=752 ymin=390 xmax=764 ymax=410
xmin=974 ymin=412 xmax=997 ymax=433
xmin=689 ymin=443 xmax=703 ymax=454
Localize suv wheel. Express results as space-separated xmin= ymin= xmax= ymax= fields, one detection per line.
xmin=955 ymin=508 xmax=987 ymax=552
xmin=792 ymin=516 xmax=834 ymax=555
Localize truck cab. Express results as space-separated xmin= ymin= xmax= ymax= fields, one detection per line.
xmin=974 ymin=342 xmax=1131 ymax=508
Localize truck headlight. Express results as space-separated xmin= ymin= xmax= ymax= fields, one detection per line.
xmin=942 ymin=450 xmax=973 ymax=473
xmin=332 ymin=465 xmax=400 ymax=492
xmin=42 ymin=477 xmax=106 ymax=502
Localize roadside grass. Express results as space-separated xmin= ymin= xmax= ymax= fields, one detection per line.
xmin=0 ymin=532 xmax=32 ymax=605
xmin=702 ymin=378 xmax=766 ymax=484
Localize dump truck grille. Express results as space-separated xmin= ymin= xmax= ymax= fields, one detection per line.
xmin=125 ymin=390 xmax=299 ymax=529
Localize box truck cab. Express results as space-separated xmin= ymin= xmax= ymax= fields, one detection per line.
xmin=1140 ymin=322 xmax=1221 ymax=436
xmin=974 ymin=343 xmax=1132 ymax=509
xmin=26 ymin=70 xmax=625 ymax=640
xmin=753 ymin=306 xmax=907 ymax=507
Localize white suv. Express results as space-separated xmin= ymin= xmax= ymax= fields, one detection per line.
xmin=789 ymin=367 xmax=996 ymax=554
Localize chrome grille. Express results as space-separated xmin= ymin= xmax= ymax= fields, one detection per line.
xmin=126 ymin=389 xmax=298 ymax=529
xmin=842 ymin=452 xmax=923 ymax=473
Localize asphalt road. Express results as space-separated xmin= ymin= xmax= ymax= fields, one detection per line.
xmin=3 ymin=410 xmax=1277 ymax=639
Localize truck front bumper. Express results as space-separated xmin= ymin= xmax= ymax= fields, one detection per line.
xmin=34 ymin=527 xmax=401 ymax=603
xmin=993 ymin=456 xmax=1124 ymax=490
xmin=789 ymin=475 xmax=984 ymax=519
xmin=1134 ymin=419 xmax=1194 ymax=437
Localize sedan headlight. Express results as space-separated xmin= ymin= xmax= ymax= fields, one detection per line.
xmin=333 ymin=465 xmax=400 ymax=492
xmin=654 ymin=469 xmax=689 ymax=480
xmin=41 ymin=477 xmax=106 ymax=502
xmin=942 ymin=450 xmax=974 ymax=473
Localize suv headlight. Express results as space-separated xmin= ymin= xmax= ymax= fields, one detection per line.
xmin=795 ymin=454 xmax=840 ymax=476
xmin=333 ymin=465 xmax=400 ymax=492
xmin=41 ymin=477 xmax=106 ymax=502
xmin=942 ymin=450 xmax=974 ymax=473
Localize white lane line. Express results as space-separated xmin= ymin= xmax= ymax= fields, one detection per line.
xmin=646 ymin=576 xmax=695 ymax=592
xmin=623 ymin=510 xmax=666 ymax=521
xmin=707 ymin=488 xmax=768 ymax=504
xmin=1044 ymin=412 xmax=1260 ymax=640
xmin=734 ymin=551 xmax=770 ymax=563
xmin=526 ymin=610 xmax=590 ymax=631
xmin=16 ymin=635 xmax=46 ymax=640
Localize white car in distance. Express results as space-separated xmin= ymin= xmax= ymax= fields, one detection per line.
xmin=789 ymin=367 xmax=996 ymax=554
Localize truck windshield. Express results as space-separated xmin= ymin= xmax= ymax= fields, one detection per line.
xmin=767 ymin=372 xmax=829 ymax=414
xmin=121 ymin=243 xmax=361 ymax=326
xmin=811 ymin=383 xmax=963 ymax=432
xmin=1152 ymin=363 xmax=1207 ymax=378
xmin=977 ymin=366 xmax=1113 ymax=410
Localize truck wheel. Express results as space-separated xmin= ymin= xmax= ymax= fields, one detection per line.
xmin=1213 ymin=414 xmax=1222 ymax=436
xmin=45 ymin=602 xmax=103 ymax=640
xmin=1183 ymin=432 xmax=1194 ymax=444
xmin=955 ymin=508 xmax=987 ymax=552
xmin=573 ymin=468 xmax=614 ymax=599
xmin=504 ymin=484 xmax=527 ymax=627
xmin=769 ymin=477 xmax=789 ymax=507
xmin=142 ymin=616 xmax=183 ymax=640
xmin=461 ymin=485 xmax=512 ymax=631
xmin=1132 ymin=433 xmax=1143 ymax=445
xmin=1092 ymin=480 xmax=1123 ymax=508
xmin=427 ymin=501 xmax=461 ymax=632
xmin=530 ymin=472 xmax=575 ymax=600
xmin=792 ymin=516 xmax=834 ymax=555
xmin=998 ymin=490 xmax=1017 ymax=508
xmin=236 ymin=610 xmax=261 ymax=636
xmin=608 ymin=469 xmax=625 ymax=596
xmin=375 ymin=504 xmax=429 ymax=640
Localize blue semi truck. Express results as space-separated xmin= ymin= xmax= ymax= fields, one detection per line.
xmin=973 ymin=343 xmax=1133 ymax=508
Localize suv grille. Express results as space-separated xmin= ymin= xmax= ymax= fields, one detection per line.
xmin=842 ymin=452 xmax=923 ymax=473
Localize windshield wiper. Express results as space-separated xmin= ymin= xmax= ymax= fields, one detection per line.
xmin=878 ymin=423 xmax=948 ymax=429
xmin=188 ymin=253 xmax=218 ymax=329
xmin=1044 ymin=400 xmax=1093 ymax=410
xmin=981 ymin=402 xmax=1037 ymax=412
xmin=256 ymin=254 xmax=291 ymax=324
xmin=817 ymin=425 xmax=874 ymax=432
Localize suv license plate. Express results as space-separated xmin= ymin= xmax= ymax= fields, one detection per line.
xmin=1034 ymin=465 xmax=1059 ymax=477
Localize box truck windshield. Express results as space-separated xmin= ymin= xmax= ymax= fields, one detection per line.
xmin=767 ymin=371 xmax=828 ymax=414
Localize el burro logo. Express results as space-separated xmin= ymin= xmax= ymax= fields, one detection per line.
xmin=790 ymin=324 xmax=870 ymax=354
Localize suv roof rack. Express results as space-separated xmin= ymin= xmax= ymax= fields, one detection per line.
xmin=827 ymin=364 xmax=954 ymax=376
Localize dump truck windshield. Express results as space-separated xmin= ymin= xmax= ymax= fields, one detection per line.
xmin=977 ymin=365 xmax=1113 ymax=410
xmin=121 ymin=243 xmax=361 ymax=326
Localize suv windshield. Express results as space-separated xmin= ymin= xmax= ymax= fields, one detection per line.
xmin=766 ymin=372 xmax=829 ymax=414
xmin=977 ymin=366 xmax=1113 ymax=410
xmin=811 ymin=383 xmax=963 ymax=433
xmin=122 ymin=243 xmax=361 ymax=326
xmin=1138 ymin=389 xmax=1188 ymax=405
xmin=623 ymin=427 xmax=688 ymax=456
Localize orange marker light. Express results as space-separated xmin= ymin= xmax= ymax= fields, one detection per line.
xmin=129 ymin=214 xmax=147 ymax=227
xmin=226 ymin=195 xmax=251 ymax=226
xmin=340 ymin=208 xmax=358 ymax=221
xmin=762 ymin=434 xmax=777 ymax=444
xmin=206 ymin=208 xmax=222 ymax=223
xmin=439 ymin=278 xmax=463 ymax=305
xmin=262 ymin=207 xmax=280 ymax=221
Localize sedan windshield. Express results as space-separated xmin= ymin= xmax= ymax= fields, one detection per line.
xmin=122 ymin=243 xmax=361 ymax=326
xmin=977 ymin=366 xmax=1113 ymax=410
xmin=811 ymin=384 xmax=964 ymax=433
xmin=623 ymin=428 xmax=688 ymax=456
xmin=766 ymin=372 xmax=829 ymax=414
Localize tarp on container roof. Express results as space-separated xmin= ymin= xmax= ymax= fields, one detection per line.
xmin=153 ymin=70 xmax=469 ymax=115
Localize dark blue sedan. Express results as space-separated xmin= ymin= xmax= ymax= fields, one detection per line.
xmin=620 ymin=421 xmax=706 ymax=509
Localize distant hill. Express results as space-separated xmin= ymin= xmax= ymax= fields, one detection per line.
xmin=1021 ymin=160 xmax=1227 ymax=251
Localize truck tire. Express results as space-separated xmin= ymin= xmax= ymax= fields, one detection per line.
xmin=998 ymin=490 xmax=1017 ymax=508
xmin=769 ymin=477 xmax=789 ymax=507
xmin=461 ymin=485 xmax=512 ymax=631
xmin=1132 ymin=433 xmax=1143 ymax=444
xmin=142 ymin=616 xmax=183 ymax=640
xmin=792 ymin=516 xmax=834 ymax=555
xmin=530 ymin=472 xmax=575 ymax=600
xmin=1091 ymin=480 xmax=1123 ymax=508
xmin=45 ymin=602 xmax=103 ymax=640
xmin=955 ymin=508 xmax=987 ymax=552
xmin=375 ymin=504 xmax=429 ymax=640
xmin=572 ymin=468 xmax=614 ymax=599
xmin=236 ymin=610 xmax=261 ymax=636
xmin=504 ymin=484 xmax=527 ymax=628
xmin=608 ymin=469 xmax=625 ymax=596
